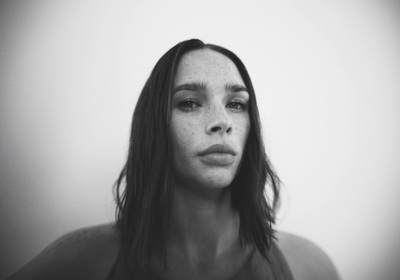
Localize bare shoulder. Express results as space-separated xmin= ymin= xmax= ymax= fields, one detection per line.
xmin=275 ymin=231 xmax=341 ymax=280
xmin=8 ymin=223 xmax=120 ymax=280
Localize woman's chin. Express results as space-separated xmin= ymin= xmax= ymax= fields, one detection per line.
xmin=201 ymin=177 xmax=234 ymax=190
xmin=175 ymin=173 xmax=235 ymax=194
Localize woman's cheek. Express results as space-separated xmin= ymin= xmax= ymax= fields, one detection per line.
xmin=174 ymin=119 xmax=198 ymax=153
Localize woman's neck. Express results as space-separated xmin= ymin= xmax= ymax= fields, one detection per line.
xmin=168 ymin=183 xmax=241 ymax=263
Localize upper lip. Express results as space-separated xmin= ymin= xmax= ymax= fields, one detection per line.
xmin=198 ymin=144 xmax=237 ymax=156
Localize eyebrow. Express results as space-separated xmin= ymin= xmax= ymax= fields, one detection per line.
xmin=225 ymin=83 xmax=248 ymax=93
xmin=172 ymin=82 xmax=248 ymax=95
xmin=172 ymin=82 xmax=208 ymax=95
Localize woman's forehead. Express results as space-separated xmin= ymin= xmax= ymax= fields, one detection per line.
xmin=174 ymin=49 xmax=244 ymax=87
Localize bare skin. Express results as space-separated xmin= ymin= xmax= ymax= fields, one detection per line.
xmin=6 ymin=224 xmax=120 ymax=280
xmin=278 ymin=232 xmax=341 ymax=280
xmin=164 ymin=186 xmax=254 ymax=279
xmin=7 ymin=224 xmax=340 ymax=280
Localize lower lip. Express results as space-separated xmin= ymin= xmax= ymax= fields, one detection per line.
xmin=199 ymin=153 xmax=235 ymax=166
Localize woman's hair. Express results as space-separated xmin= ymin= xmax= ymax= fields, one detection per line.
xmin=114 ymin=39 xmax=280 ymax=270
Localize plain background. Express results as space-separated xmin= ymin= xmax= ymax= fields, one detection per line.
xmin=1 ymin=1 xmax=399 ymax=279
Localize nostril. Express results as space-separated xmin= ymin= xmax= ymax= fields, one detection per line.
xmin=207 ymin=119 xmax=232 ymax=134
xmin=211 ymin=126 xmax=221 ymax=132
xmin=209 ymin=125 xmax=231 ymax=133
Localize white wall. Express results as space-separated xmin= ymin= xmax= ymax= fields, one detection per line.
xmin=1 ymin=1 xmax=399 ymax=279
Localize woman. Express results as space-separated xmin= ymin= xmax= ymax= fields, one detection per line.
xmin=8 ymin=39 xmax=340 ymax=280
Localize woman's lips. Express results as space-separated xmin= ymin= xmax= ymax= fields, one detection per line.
xmin=198 ymin=144 xmax=237 ymax=166
xmin=199 ymin=153 xmax=235 ymax=166
xmin=198 ymin=144 xmax=237 ymax=156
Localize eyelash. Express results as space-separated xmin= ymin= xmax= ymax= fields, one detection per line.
xmin=178 ymin=100 xmax=201 ymax=111
xmin=227 ymin=100 xmax=246 ymax=111
xmin=177 ymin=99 xmax=247 ymax=111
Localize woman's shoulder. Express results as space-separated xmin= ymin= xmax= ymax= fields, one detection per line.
xmin=8 ymin=223 xmax=121 ymax=280
xmin=275 ymin=231 xmax=341 ymax=280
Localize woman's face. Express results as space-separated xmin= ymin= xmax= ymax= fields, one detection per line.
xmin=170 ymin=49 xmax=250 ymax=191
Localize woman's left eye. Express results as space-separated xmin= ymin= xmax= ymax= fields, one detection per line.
xmin=227 ymin=101 xmax=246 ymax=110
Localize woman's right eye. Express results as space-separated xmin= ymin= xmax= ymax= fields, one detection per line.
xmin=178 ymin=100 xmax=201 ymax=111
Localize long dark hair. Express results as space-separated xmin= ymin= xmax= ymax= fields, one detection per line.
xmin=114 ymin=39 xmax=280 ymax=270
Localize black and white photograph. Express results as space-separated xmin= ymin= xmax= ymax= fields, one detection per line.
xmin=1 ymin=1 xmax=399 ymax=279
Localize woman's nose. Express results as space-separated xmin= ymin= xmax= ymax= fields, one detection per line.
xmin=206 ymin=106 xmax=232 ymax=134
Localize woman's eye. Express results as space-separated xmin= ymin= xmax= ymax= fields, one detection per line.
xmin=227 ymin=101 xmax=246 ymax=111
xmin=178 ymin=100 xmax=201 ymax=111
